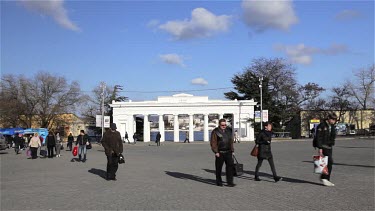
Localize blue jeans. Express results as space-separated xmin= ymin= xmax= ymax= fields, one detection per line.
xmin=79 ymin=145 xmax=86 ymax=159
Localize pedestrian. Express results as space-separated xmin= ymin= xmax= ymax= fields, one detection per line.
xmin=75 ymin=130 xmax=90 ymax=162
xmin=315 ymin=113 xmax=338 ymax=187
xmin=125 ymin=132 xmax=130 ymax=144
xmin=101 ymin=123 xmax=123 ymax=181
xmin=28 ymin=133 xmax=41 ymax=159
xmin=184 ymin=131 xmax=190 ymax=143
xmin=156 ymin=132 xmax=161 ymax=146
xmin=254 ymin=122 xmax=282 ymax=182
xmin=46 ymin=132 xmax=56 ymax=158
xmin=210 ymin=119 xmax=236 ymax=187
xmin=234 ymin=130 xmax=239 ymax=143
xmin=133 ymin=133 xmax=137 ymax=145
xmin=67 ymin=133 xmax=74 ymax=151
xmin=13 ymin=133 xmax=23 ymax=154
xmin=55 ymin=132 xmax=62 ymax=157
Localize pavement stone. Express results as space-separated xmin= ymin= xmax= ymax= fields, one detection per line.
xmin=1 ymin=138 xmax=374 ymax=210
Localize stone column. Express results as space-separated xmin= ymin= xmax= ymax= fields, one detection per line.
xmin=133 ymin=116 xmax=137 ymax=143
xmin=189 ymin=114 xmax=194 ymax=142
xmin=159 ymin=114 xmax=165 ymax=142
xmin=219 ymin=113 xmax=224 ymax=120
xmin=174 ymin=114 xmax=179 ymax=142
xmin=143 ymin=115 xmax=150 ymax=142
xmin=204 ymin=114 xmax=209 ymax=142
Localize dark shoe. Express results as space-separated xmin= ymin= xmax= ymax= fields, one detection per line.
xmin=227 ymin=183 xmax=236 ymax=187
xmin=274 ymin=176 xmax=282 ymax=182
xmin=255 ymin=177 xmax=261 ymax=181
xmin=216 ymin=182 xmax=223 ymax=187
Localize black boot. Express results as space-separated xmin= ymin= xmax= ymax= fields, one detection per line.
xmin=78 ymin=155 xmax=81 ymax=161
xmin=274 ymin=176 xmax=282 ymax=182
xmin=255 ymin=176 xmax=261 ymax=181
xmin=82 ymin=154 xmax=86 ymax=162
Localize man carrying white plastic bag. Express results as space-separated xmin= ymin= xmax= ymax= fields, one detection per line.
xmin=313 ymin=155 xmax=328 ymax=175
xmin=313 ymin=113 xmax=338 ymax=187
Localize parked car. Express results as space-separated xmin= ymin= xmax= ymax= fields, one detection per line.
xmin=0 ymin=134 xmax=7 ymax=150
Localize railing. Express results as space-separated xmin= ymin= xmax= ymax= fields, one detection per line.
xmin=273 ymin=132 xmax=291 ymax=138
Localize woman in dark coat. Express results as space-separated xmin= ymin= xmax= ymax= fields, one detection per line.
xmin=254 ymin=122 xmax=282 ymax=182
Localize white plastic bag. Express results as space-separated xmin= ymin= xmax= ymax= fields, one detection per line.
xmin=313 ymin=155 xmax=329 ymax=175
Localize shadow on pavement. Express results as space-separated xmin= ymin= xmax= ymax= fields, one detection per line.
xmin=0 ymin=151 xmax=9 ymax=154
xmin=303 ymin=161 xmax=375 ymax=168
xmin=336 ymin=146 xmax=374 ymax=149
xmin=88 ymin=168 xmax=107 ymax=180
xmin=165 ymin=171 xmax=217 ymax=186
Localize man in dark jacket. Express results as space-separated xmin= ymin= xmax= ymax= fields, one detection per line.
xmin=46 ymin=132 xmax=56 ymax=158
xmin=156 ymin=132 xmax=161 ymax=146
xmin=315 ymin=113 xmax=337 ymax=187
xmin=67 ymin=133 xmax=74 ymax=151
xmin=101 ymin=123 xmax=123 ymax=181
xmin=210 ymin=119 xmax=235 ymax=187
xmin=13 ymin=133 xmax=23 ymax=154
xmin=75 ymin=130 xmax=90 ymax=162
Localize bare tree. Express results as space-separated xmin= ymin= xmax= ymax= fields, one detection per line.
xmin=327 ymin=83 xmax=355 ymax=122
xmin=348 ymin=65 xmax=375 ymax=110
xmin=0 ymin=72 xmax=83 ymax=129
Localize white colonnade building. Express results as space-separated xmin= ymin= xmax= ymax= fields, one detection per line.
xmin=110 ymin=94 xmax=257 ymax=142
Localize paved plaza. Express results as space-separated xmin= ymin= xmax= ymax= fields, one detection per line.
xmin=1 ymin=138 xmax=374 ymax=210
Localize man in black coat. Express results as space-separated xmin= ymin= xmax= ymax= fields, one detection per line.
xmin=101 ymin=123 xmax=123 ymax=181
xmin=13 ymin=133 xmax=23 ymax=154
xmin=315 ymin=113 xmax=338 ymax=187
xmin=156 ymin=132 xmax=161 ymax=146
xmin=46 ymin=132 xmax=56 ymax=158
xmin=210 ymin=119 xmax=236 ymax=187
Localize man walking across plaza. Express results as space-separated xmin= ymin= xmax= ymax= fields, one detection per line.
xmin=75 ymin=130 xmax=90 ymax=162
xmin=314 ymin=113 xmax=338 ymax=187
xmin=101 ymin=123 xmax=123 ymax=181
xmin=210 ymin=119 xmax=236 ymax=187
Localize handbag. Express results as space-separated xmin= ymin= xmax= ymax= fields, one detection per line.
xmin=250 ymin=145 xmax=258 ymax=157
xmin=26 ymin=149 xmax=31 ymax=157
xmin=118 ymin=153 xmax=125 ymax=164
xmin=86 ymin=142 xmax=92 ymax=149
xmin=233 ymin=155 xmax=243 ymax=176
xmin=313 ymin=155 xmax=329 ymax=175
xmin=72 ymin=146 xmax=78 ymax=156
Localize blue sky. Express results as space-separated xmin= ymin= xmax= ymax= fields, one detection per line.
xmin=1 ymin=0 xmax=374 ymax=101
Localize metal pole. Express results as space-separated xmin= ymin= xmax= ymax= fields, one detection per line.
xmin=259 ymin=76 xmax=263 ymax=130
xmin=101 ymin=82 xmax=106 ymax=138
xmin=239 ymin=102 xmax=242 ymax=142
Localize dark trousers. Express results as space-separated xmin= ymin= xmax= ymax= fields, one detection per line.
xmin=255 ymin=157 xmax=278 ymax=178
xmin=321 ymin=148 xmax=333 ymax=180
xmin=67 ymin=142 xmax=72 ymax=151
xmin=47 ymin=146 xmax=55 ymax=158
xmin=30 ymin=147 xmax=38 ymax=159
xmin=184 ymin=138 xmax=189 ymax=143
xmin=106 ymin=154 xmax=119 ymax=180
xmin=156 ymin=140 xmax=160 ymax=146
xmin=215 ymin=152 xmax=234 ymax=185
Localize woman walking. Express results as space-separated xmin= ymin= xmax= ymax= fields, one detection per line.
xmin=254 ymin=122 xmax=282 ymax=182
xmin=29 ymin=133 xmax=41 ymax=159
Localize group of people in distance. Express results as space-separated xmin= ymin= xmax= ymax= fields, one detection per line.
xmin=210 ymin=113 xmax=338 ymax=187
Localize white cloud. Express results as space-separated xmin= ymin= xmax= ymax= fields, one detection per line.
xmin=19 ymin=0 xmax=80 ymax=31
xmin=191 ymin=78 xmax=208 ymax=85
xmin=335 ymin=10 xmax=362 ymax=21
xmin=159 ymin=54 xmax=185 ymax=67
xmin=158 ymin=8 xmax=232 ymax=40
xmin=241 ymin=0 xmax=298 ymax=32
xmin=274 ymin=44 xmax=348 ymax=65
xmin=147 ymin=19 xmax=160 ymax=28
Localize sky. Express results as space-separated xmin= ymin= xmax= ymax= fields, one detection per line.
xmin=1 ymin=0 xmax=374 ymax=101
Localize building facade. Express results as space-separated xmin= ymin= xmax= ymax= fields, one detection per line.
xmin=110 ymin=93 xmax=257 ymax=142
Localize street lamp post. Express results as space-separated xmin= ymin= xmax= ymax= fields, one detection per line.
xmin=239 ymin=102 xmax=243 ymax=142
xmin=259 ymin=76 xmax=263 ymax=130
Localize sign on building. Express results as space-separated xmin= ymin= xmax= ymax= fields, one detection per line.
xmin=96 ymin=115 xmax=110 ymax=128
xmin=254 ymin=110 xmax=268 ymax=122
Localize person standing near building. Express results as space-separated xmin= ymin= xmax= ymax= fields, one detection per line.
xmin=75 ymin=130 xmax=90 ymax=162
xmin=29 ymin=133 xmax=41 ymax=159
xmin=67 ymin=133 xmax=74 ymax=151
xmin=254 ymin=122 xmax=282 ymax=182
xmin=210 ymin=119 xmax=236 ymax=187
xmin=46 ymin=132 xmax=56 ymax=158
xmin=132 ymin=133 xmax=137 ymax=145
xmin=156 ymin=132 xmax=161 ymax=146
xmin=184 ymin=131 xmax=190 ymax=143
xmin=315 ymin=113 xmax=338 ymax=187
xmin=101 ymin=123 xmax=123 ymax=181
xmin=55 ymin=132 xmax=62 ymax=157
xmin=13 ymin=133 xmax=23 ymax=154
xmin=234 ymin=130 xmax=239 ymax=143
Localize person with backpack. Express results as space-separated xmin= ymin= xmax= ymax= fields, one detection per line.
xmin=314 ymin=113 xmax=338 ymax=187
xmin=75 ymin=130 xmax=90 ymax=162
